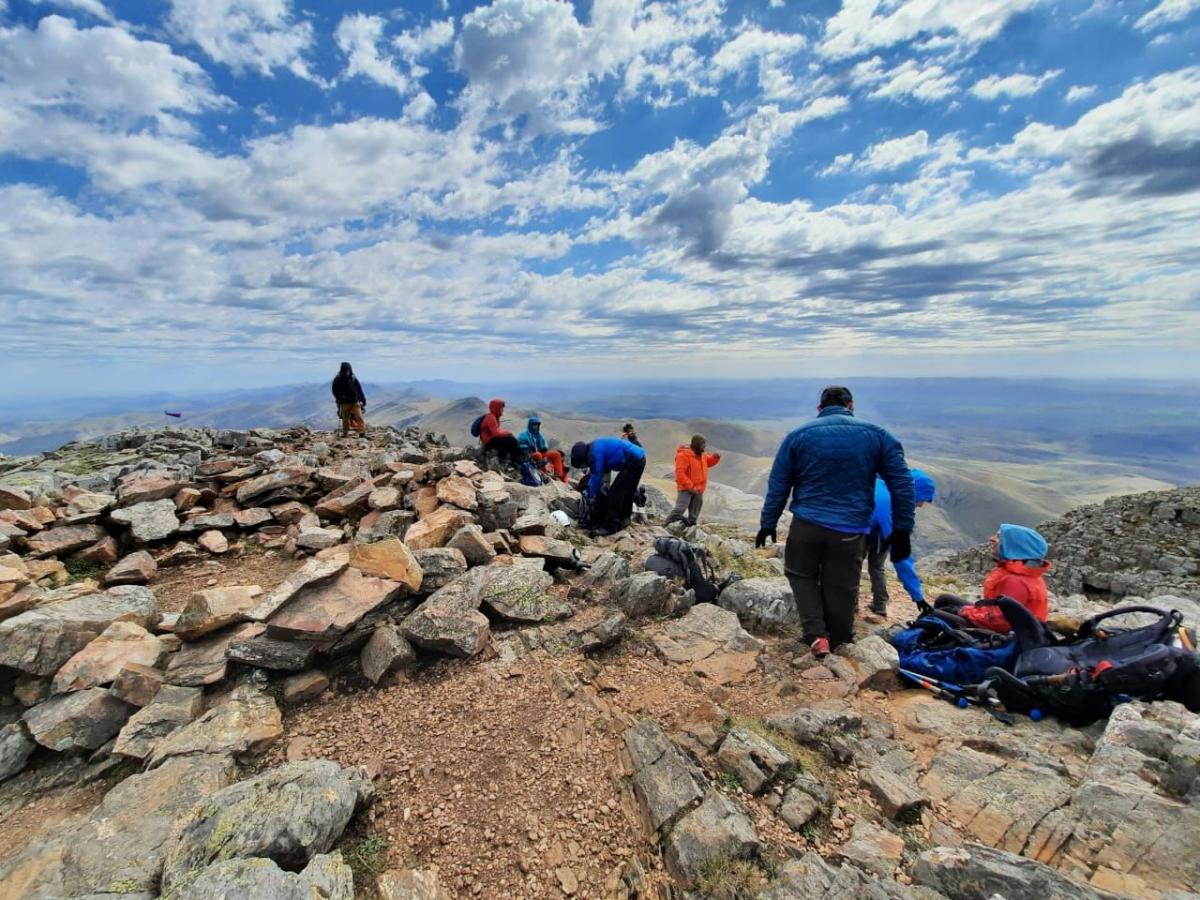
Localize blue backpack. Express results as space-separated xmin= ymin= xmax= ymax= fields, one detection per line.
xmin=519 ymin=460 xmax=543 ymax=487
xmin=470 ymin=415 xmax=485 ymax=438
xmin=891 ymin=616 xmax=1020 ymax=686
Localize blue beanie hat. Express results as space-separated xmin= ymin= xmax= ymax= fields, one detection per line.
xmin=997 ymin=524 xmax=1048 ymax=562
xmin=911 ymin=469 xmax=936 ymax=503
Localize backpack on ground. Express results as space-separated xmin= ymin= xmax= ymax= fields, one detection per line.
xmin=519 ymin=460 xmax=543 ymax=487
xmin=469 ymin=414 xmax=485 ymax=438
xmin=981 ymin=601 xmax=1200 ymax=725
xmin=645 ymin=536 xmax=735 ymax=604
xmin=891 ymin=614 xmax=1024 ymax=687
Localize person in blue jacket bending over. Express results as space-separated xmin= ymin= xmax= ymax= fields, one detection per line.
xmin=757 ymin=385 xmax=915 ymax=659
xmin=867 ymin=469 xmax=936 ymax=617
xmin=570 ymin=437 xmax=646 ymax=536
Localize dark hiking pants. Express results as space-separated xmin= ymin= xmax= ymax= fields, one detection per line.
xmin=604 ymin=456 xmax=646 ymax=531
xmin=784 ymin=518 xmax=866 ymax=648
xmin=484 ymin=435 xmax=523 ymax=467
xmin=867 ymin=537 xmax=889 ymax=610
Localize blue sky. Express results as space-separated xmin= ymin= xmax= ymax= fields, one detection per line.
xmin=1 ymin=0 xmax=1198 ymax=396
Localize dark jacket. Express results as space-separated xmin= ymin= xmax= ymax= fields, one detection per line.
xmin=760 ymin=406 xmax=914 ymax=534
xmin=586 ymin=438 xmax=645 ymax=499
xmin=332 ymin=374 xmax=365 ymax=406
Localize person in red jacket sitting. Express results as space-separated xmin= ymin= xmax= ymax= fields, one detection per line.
xmin=936 ymin=524 xmax=1050 ymax=633
xmin=479 ymin=399 xmax=523 ymax=468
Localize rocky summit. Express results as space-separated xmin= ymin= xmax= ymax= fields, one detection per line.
xmin=0 ymin=423 xmax=1197 ymax=899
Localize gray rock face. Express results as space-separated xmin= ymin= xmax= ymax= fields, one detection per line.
xmin=23 ymin=688 xmax=134 ymax=751
xmin=837 ymin=636 xmax=901 ymax=690
xmin=612 ymin=572 xmax=674 ymax=618
xmin=110 ymin=499 xmax=180 ymax=543
xmin=580 ymin=551 xmax=629 ymax=588
xmin=361 ymin=623 xmax=416 ymax=684
xmin=61 ymin=753 xmax=237 ymax=896
xmin=765 ymin=704 xmax=864 ymax=749
xmin=447 ymin=524 xmax=497 ymax=567
xmin=480 ymin=564 xmax=564 ymax=623
xmin=411 ymin=547 xmax=467 ymax=593
xmin=779 ymin=772 xmax=831 ymax=831
xmin=624 ymin=719 xmax=707 ymax=834
xmin=716 ymin=727 xmax=794 ymax=794
xmin=0 ymin=721 xmax=36 ymax=782
xmin=104 ymin=549 xmax=157 ymax=585
xmin=718 ymin=577 xmax=798 ymax=630
xmin=24 ymin=523 xmax=109 ymax=558
xmin=664 ymin=789 xmax=762 ymax=885
xmin=0 ymin=584 xmax=158 ymax=675
xmin=760 ymin=852 xmax=930 ymax=899
xmin=913 ymin=845 xmax=1112 ymax=900
xmin=245 ymin=556 xmax=348 ymax=622
xmin=165 ymin=622 xmax=266 ymax=686
xmin=161 ymin=759 xmax=372 ymax=890
xmin=147 ymin=686 xmax=282 ymax=768
xmin=403 ymin=569 xmax=490 ymax=658
xmin=168 ymin=852 xmax=354 ymax=900
xmin=113 ymin=684 xmax=204 ymax=761
xmin=861 ymin=767 xmax=928 ymax=821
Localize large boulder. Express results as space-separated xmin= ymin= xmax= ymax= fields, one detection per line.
xmin=161 ymin=759 xmax=373 ymax=890
xmin=436 ymin=475 xmax=479 ymax=510
xmin=51 ymin=620 xmax=166 ymax=693
xmin=164 ymin=853 xmax=353 ymax=900
xmin=23 ymin=688 xmax=134 ymax=751
xmin=349 ymin=538 xmax=423 ymax=592
xmin=718 ymin=577 xmax=798 ymax=630
xmin=447 ymin=524 xmax=497 ymax=567
xmin=61 ymin=754 xmax=237 ymax=896
xmin=412 ymin=547 xmax=468 ymax=593
xmin=147 ymin=686 xmax=282 ymax=768
xmin=716 ymin=727 xmax=794 ymax=795
xmin=104 ymin=549 xmax=158 ymax=585
xmin=235 ymin=467 xmax=313 ymax=505
xmin=265 ymin=568 xmax=403 ymax=645
xmin=113 ymin=684 xmax=205 ymax=761
xmin=117 ymin=471 xmax=189 ymax=506
xmin=245 ymin=556 xmax=348 ymax=621
xmin=0 ymin=585 xmax=158 ymax=675
xmin=404 ymin=506 xmax=473 ymax=550
xmin=110 ymin=499 xmax=180 ymax=543
xmin=517 ymin=534 xmax=578 ymax=567
xmin=24 ymin=523 xmax=109 ymax=559
xmin=479 ymin=564 xmax=565 ymax=623
xmin=174 ymin=585 xmax=264 ymax=639
xmin=612 ymin=572 xmax=674 ymax=618
xmin=165 ymin=622 xmax=266 ymax=686
xmin=403 ymin=570 xmax=490 ymax=658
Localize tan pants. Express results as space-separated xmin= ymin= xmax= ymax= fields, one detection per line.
xmin=338 ymin=402 xmax=366 ymax=435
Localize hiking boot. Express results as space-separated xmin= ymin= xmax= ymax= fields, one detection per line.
xmin=869 ymin=598 xmax=888 ymax=616
xmin=810 ymin=637 xmax=830 ymax=659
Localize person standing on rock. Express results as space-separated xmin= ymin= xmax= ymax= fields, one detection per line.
xmin=756 ymin=385 xmax=915 ymax=659
xmin=667 ymin=434 xmax=721 ymax=527
xmin=518 ymin=416 xmax=569 ymax=483
xmin=331 ymin=362 xmax=367 ymax=437
xmin=571 ymin=437 xmax=646 ymax=536
xmin=866 ymin=469 xmax=936 ymax=617
xmin=479 ymin=399 xmax=523 ymax=469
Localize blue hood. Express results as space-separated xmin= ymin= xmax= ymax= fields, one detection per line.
xmin=527 ymin=416 xmax=541 ymax=429
xmin=998 ymin=524 xmax=1048 ymax=562
xmin=911 ymin=469 xmax=936 ymax=503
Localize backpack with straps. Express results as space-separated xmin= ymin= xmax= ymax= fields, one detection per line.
xmin=644 ymin=537 xmax=735 ymax=604
xmin=469 ymin=414 xmax=485 ymax=438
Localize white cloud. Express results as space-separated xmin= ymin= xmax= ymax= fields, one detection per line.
xmin=0 ymin=16 xmax=224 ymax=125
xmin=853 ymin=57 xmax=958 ymax=101
xmin=167 ymin=0 xmax=316 ymax=80
xmin=393 ymin=18 xmax=455 ymax=74
xmin=820 ymin=0 xmax=1046 ymax=59
xmin=1065 ymin=84 xmax=1097 ymax=102
xmin=712 ymin=25 xmax=807 ymax=74
xmin=971 ymin=69 xmax=1061 ymax=100
xmin=1135 ymin=0 xmax=1200 ymax=30
xmin=30 ymin=0 xmax=114 ymax=22
xmin=335 ymin=14 xmax=411 ymax=95
xmin=859 ymin=130 xmax=932 ymax=171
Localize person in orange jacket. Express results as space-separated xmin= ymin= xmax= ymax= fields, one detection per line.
xmin=667 ymin=434 xmax=720 ymax=527
xmin=936 ymin=524 xmax=1051 ymax=633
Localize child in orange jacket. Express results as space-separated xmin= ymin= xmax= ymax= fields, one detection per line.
xmin=937 ymin=524 xmax=1050 ymax=633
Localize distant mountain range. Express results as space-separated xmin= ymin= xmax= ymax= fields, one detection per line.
xmin=3 ymin=378 xmax=1195 ymax=553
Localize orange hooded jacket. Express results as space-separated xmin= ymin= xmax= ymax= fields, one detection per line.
xmin=674 ymin=445 xmax=720 ymax=494
xmin=960 ymin=560 xmax=1052 ymax=632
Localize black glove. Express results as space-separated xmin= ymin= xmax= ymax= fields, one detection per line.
xmin=755 ymin=527 xmax=776 ymax=548
xmin=889 ymin=530 xmax=912 ymax=562
xmin=915 ymin=599 xmax=932 ymax=616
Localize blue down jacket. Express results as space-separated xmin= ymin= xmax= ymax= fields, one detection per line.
xmin=761 ymin=407 xmax=914 ymax=534
xmin=586 ymin=438 xmax=645 ymax=499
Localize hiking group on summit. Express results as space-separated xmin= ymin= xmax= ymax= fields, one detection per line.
xmin=333 ymin=367 xmax=1052 ymax=660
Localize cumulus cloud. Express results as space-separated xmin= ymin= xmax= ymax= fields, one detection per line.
xmin=336 ymin=14 xmax=411 ymax=94
xmin=820 ymin=0 xmax=1046 ymax=59
xmin=1065 ymin=84 xmax=1097 ymax=102
xmin=167 ymin=0 xmax=317 ymax=79
xmin=859 ymin=130 xmax=933 ymax=171
xmin=971 ymin=69 xmax=1061 ymax=99
xmin=1135 ymin=0 xmax=1200 ymax=30
xmin=852 ymin=56 xmax=958 ymax=101
xmin=30 ymin=0 xmax=115 ymax=22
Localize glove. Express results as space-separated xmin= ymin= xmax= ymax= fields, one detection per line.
xmin=915 ymin=600 xmax=932 ymax=616
xmin=889 ymin=530 xmax=912 ymax=562
xmin=755 ymin=527 xmax=776 ymax=548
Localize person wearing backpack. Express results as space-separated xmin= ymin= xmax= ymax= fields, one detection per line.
xmin=331 ymin=362 xmax=367 ymax=436
xmin=477 ymin=399 xmax=522 ymax=468
xmin=866 ymin=468 xmax=936 ymax=617
xmin=667 ymin=434 xmax=721 ymax=527
xmin=518 ymin=416 xmax=568 ymax=483
xmin=935 ymin=525 xmax=1051 ymax=633
xmin=570 ymin=437 xmax=646 ymax=536
xmin=757 ymin=385 xmax=915 ymax=659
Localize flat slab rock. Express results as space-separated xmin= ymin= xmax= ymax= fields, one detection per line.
xmin=349 ymin=538 xmax=423 ymax=592
xmin=0 ymin=585 xmax=159 ymax=676
xmin=402 ymin=569 xmax=491 ymax=658
xmin=665 ymin=789 xmax=762 ymax=885
xmin=147 ymin=686 xmax=282 ymax=769
xmin=175 ymin=584 xmax=264 ymax=639
xmin=245 ymin=556 xmax=347 ymax=622
xmin=110 ymin=499 xmax=180 ymax=543
xmin=51 ymin=620 xmax=166 ymax=693
xmin=913 ymin=844 xmax=1114 ymax=900
xmin=161 ymin=759 xmax=372 ymax=890
xmin=651 ymin=603 xmax=762 ymax=684
xmin=266 ymin=567 xmax=403 ymax=644
xmin=24 ymin=524 xmax=109 ymax=559
xmin=61 ymin=753 xmax=237 ymax=897
xmin=624 ymin=719 xmax=707 ymax=834
xmin=113 ymin=684 xmax=205 ymax=761
xmin=25 ymin=689 xmax=136 ymax=754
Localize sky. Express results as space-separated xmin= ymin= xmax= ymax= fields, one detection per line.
xmin=1 ymin=0 xmax=1199 ymax=397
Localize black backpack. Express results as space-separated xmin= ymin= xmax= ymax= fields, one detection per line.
xmin=982 ymin=601 xmax=1200 ymax=725
xmin=470 ymin=415 xmax=485 ymax=438
xmin=645 ymin=537 xmax=736 ymax=604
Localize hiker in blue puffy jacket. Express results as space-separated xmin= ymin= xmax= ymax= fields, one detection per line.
xmin=758 ymin=385 xmax=915 ymax=657
xmin=866 ymin=469 xmax=936 ymax=617
xmin=570 ymin=437 xmax=646 ymax=536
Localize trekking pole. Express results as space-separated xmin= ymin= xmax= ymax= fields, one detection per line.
xmin=899 ymin=669 xmax=970 ymax=708
xmin=901 ymin=669 xmax=1017 ymax=724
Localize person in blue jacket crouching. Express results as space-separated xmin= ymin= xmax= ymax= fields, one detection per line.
xmin=570 ymin=437 xmax=646 ymax=536
xmin=867 ymin=469 xmax=936 ymax=617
